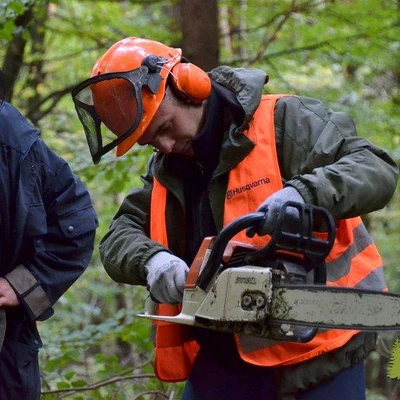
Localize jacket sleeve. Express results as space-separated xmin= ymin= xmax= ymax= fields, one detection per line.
xmin=274 ymin=96 xmax=399 ymax=219
xmin=5 ymin=140 xmax=98 ymax=321
xmin=99 ymin=155 xmax=168 ymax=286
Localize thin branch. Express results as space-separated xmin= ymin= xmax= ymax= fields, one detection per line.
xmin=41 ymin=373 xmax=156 ymax=396
xmin=247 ymin=0 xmax=297 ymax=66
xmin=225 ymin=19 xmax=400 ymax=67
xmin=26 ymin=84 xmax=76 ymax=124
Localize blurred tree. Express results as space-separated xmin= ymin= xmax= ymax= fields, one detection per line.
xmin=176 ymin=0 xmax=219 ymax=70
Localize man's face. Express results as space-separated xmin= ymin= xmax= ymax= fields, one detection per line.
xmin=138 ymin=92 xmax=204 ymax=156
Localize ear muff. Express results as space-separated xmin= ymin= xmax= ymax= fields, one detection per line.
xmin=170 ymin=63 xmax=212 ymax=105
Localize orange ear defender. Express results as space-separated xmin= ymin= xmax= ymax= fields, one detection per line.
xmin=169 ymin=62 xmax=212 ymax=105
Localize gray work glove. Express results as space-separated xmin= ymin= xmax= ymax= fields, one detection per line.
xmin=144 ymin=252 xmax=189 ymax=304
xmin=252 ymin=186 xmax=305 ymax=236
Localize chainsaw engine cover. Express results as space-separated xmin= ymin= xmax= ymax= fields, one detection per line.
xmin=195 ymin=266 xmax=273 ymax=322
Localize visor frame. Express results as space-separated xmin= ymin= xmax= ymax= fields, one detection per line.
xmin=71 ymin=65 xmax=157 ymax=164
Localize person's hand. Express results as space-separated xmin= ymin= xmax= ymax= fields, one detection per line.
xmin=251 ymin=187 xmax=305 ymax=236
xmin=144 ymin=252 xmax=189 ymax=304
xmin=0 ymin=278 xmax=19 ymax=307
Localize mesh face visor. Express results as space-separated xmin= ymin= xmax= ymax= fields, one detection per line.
xmin=72 ymin=66 xmax=161 ymax=164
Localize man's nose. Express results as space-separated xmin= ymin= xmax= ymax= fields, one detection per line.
xmin=153 ymin=136 xmax=175 ymax=154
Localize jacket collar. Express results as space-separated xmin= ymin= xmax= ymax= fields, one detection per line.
xmin=208 ymin=66 xmax=268 ymax=131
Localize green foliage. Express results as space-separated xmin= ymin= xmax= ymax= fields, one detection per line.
xmin=0 ymin=0 xmax=33 ymax=39
xmin=1 ymin=0 xmax=399 ymax=398
xmin=39 ymin=280 xmax=184 ymax=399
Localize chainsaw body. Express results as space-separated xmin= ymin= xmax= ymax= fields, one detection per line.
xmin=139 ymin=202 xmax=336 ymax=342
xmin=140 ymin=201 xmax=400 ymax=340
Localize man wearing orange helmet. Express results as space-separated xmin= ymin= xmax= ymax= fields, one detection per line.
xmin=72 ymin=37 xmax=211 ymax=164
xmin=72 ymin=37 xmax=398 ymax=399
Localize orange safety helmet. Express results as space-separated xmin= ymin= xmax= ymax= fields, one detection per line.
xmin=72 ymin=37 xmax=212 ymax=164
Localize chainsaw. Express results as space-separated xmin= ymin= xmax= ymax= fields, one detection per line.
xmin=138 ymin=201 xmax=400 ymax=343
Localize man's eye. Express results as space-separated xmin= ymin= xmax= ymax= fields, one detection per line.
xmin=160 ymin=122 xmax=171 ymax=134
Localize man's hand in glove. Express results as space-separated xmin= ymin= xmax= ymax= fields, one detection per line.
xmin=144 ymin=252 xmax=189 ymax=304
xmin=251 ymin=186 xmax=305 ymax=236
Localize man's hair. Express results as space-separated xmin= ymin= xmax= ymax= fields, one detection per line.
xmin=165 ymin=81 xmax=199 ymax=109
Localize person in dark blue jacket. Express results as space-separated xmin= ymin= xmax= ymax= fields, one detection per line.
xmin=0 ymin=71 xmax=98 ymax=399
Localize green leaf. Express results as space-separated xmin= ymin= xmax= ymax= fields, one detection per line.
xmin=71 ymin=379 xmax=87 ymax=388
xmin=56 ymin=381 xmax=71 ymax=390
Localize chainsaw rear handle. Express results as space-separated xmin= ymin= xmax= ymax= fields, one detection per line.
xmin=196 ymin=201 xmax=336 ymax=291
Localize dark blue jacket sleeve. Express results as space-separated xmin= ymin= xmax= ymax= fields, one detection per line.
xmin=6 ymin=139 xmax=98 ymax=320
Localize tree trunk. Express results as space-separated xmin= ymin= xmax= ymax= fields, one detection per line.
xmin=1 ymin=7 xmax=33 ymax=102
xmin=24 ymin=0 xmax=50 ymax=124
xmin=177 ymin=0 xmax=219 ymax=71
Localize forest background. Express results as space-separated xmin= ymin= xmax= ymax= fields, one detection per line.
xmin=1 ymin=0 xmax=400 ymax=399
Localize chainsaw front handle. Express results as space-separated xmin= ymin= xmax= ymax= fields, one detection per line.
xmin=196 ymin=201 xmax=336 ymax=291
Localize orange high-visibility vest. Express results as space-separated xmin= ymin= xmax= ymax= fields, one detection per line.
xmin=150 ymin=95 xmax=385 ymax=382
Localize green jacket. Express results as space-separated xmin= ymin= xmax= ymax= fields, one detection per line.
xmin=99 ymin=66 xmax=398 ymax=286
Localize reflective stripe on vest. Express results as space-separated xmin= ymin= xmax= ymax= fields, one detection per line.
xmin=150 ymin=94 xmax=385 ymax=379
